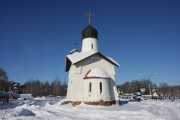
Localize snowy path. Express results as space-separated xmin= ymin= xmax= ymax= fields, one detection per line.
xmin=0 ymin=99 xmax=180 ymax=120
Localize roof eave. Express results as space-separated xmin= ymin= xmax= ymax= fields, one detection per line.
xmin=65 ymin=57 xmax=72 ymax=72
xmin=97 ymin=52 xmax=120 ymax=67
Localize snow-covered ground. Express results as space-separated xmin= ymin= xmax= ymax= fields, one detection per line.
xmin=0 ymin=98 xmax=180 ymax=120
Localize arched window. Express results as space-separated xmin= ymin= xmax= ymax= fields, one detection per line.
xmin=89 ymin=82 xmax=92 ymax=93
xmin=100 ymin=82 xmax=102 ymax=94
xmin=91 ymin=43 xmax=93 ymax=49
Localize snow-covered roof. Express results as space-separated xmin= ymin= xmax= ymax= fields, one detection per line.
xmin=69 ymin=49 xmax=80 ymax=54
xmin=106 ymin=56 xmax=120 ymax=67
xmin=84 ymin=67 xmax=110 ymax=79
xmin=65 ymin=51 xmax=120 ymax=71
xmin=67 ymin=51 xmax=98 ymax=64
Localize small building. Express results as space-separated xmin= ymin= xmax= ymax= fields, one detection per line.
xmin=65 ymin=12 xmax=120 ymax=105
xmin=20 ymin=94 xmax=32 ymax=99
xmin=0 ymin=92 xmax=9 ymax=104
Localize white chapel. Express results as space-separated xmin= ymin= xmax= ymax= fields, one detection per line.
xmin=65 ymin=12 xmax=120 ymax=105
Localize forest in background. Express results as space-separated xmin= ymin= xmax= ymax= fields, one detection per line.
xmin=1 ymin=67 xmax=179 ymax=97
xmin=0 ymin=67 xmax=67 ymax=97
xmin=117 ymin=79 xmax=180 ymax=96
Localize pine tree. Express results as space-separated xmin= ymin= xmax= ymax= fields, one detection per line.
xmin=152 ymin=87 xmax=159 ymax=99
xmin=134 ymin=88 xmax=142 ymax=100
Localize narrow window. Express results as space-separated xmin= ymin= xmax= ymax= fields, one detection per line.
xmin=89 ymin=82 xmax=92 ymax=93
xmin=91 ymin=43 xmax=93 ymax=49
xmin=100 ymin=82 xmax=102 ymax=94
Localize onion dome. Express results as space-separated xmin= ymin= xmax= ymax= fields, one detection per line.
xmin=82 ymin=25 xmax=98 ymax=40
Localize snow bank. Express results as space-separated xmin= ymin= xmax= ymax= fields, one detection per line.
xmin=0 ymin=98 xmax=180 ymax=120
xmin=17 ymin=109 xmax=35 ymax=116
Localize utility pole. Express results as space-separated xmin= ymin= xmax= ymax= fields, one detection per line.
xmin=149 ymin=82 xmax=151 ymax=95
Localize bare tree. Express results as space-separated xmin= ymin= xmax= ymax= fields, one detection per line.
xmin=117 ymin=79 xmax=153 ymax=95
xmin=51 ymin=77 xmax=62 ymax=96
xmin=20 ymin=77 xmax=67 ymax=97
xmin=0 ymin=67 xmax=9 ymax=92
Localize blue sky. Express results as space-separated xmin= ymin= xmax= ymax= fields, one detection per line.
xmin=0 ymin=0 xmax=180 ymax=85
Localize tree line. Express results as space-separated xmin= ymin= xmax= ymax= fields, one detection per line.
xmin=117 ymin=79 xmax=180 ymax=97
xmin=1 ymin=67 xmax=179 ymax=97
xmin=117 ymin=79 xmax=153 ymax=95
xmin=0 ymin=67 xmax=67 ymax=97
xmin=23 ymin=77 xmax=67 ymax=97
xmin=158 ymin=82 xmax=180 ymax=97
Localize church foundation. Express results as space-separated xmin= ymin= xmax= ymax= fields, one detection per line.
xmin=61 ymin=100 xmax=120 ymax=106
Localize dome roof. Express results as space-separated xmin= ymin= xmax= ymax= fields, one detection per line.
xmin=84 ymin=67 xmax=110 ymax=79
xmin=82 ymin=25 xmax=98 ymax=40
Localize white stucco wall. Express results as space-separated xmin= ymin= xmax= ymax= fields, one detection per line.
xmin=66 ymin=65 xmax=84 ymax=101
xmin=79 ymin=54 xmax=115 ymax=80
xmin=82 ymin=38 xmax=98 ymax=52
xmin=84 ymin=78 xmax=111 ymax=101
xmin=66 ymin=54 xmax=118 ymax=102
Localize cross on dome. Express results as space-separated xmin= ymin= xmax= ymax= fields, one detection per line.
xmin=86 ymin=11 xmax=94 ymax=25
xmin=82 ymin=11 xmax=98 ymax=40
